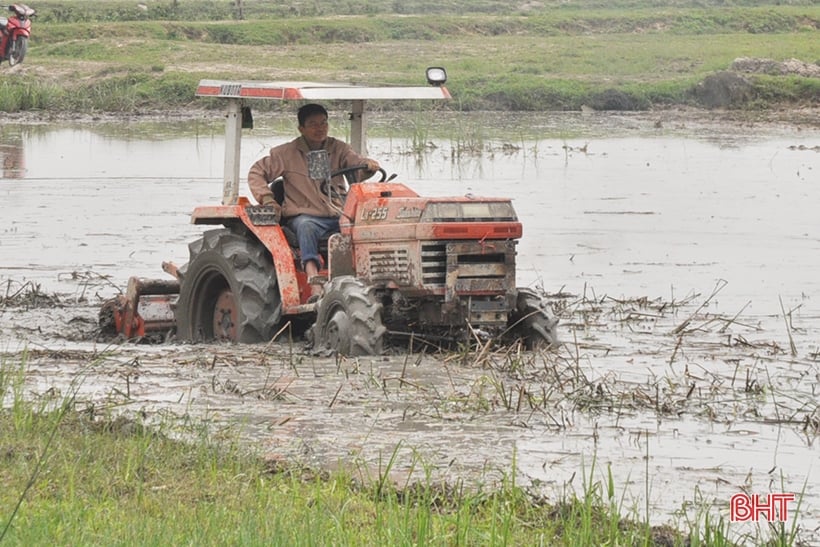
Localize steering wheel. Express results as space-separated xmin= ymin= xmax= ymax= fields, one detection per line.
xmin=331 ymin=164 xmax=388 ymax=183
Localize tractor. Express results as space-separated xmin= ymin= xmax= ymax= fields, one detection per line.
xmin=99 ymin=68 xmax=558 ymax=355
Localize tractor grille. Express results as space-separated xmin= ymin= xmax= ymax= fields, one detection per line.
xmin=421 ymin=241 xmax=513 ymax=289
xmin=421 ymin=243 xmax=447 ymax=285
xmin=369 ymin=248 xmax=411 ymax=284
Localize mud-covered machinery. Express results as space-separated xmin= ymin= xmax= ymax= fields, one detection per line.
xmin=100 ymin=69 xmax=558 ymax=354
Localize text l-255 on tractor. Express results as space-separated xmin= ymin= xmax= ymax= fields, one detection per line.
xmin=99 ymin=68 xmax=559 ymax=355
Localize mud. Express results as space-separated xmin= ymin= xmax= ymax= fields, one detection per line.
xmin=2 ymin=110 xmax=819 ymax=542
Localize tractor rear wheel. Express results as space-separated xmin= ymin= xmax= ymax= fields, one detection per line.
xmin=176 ymin=228 xmax=282 ymax=343
xmin=506 ymin=288 xmax=559 ymax=350
xmin=311 ymin=276 xmax=385 ymax=356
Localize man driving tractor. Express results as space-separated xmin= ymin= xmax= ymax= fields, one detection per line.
xmin=99 ymin=73 xmax=558 ymax=353
xmin=247 ymin=103 xmax=380 ymax=299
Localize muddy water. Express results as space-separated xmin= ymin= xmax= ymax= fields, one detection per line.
xmin=2 ymin=111 xmax=819 ymax=541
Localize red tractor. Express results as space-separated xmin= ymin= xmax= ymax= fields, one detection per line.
xmin=100 ymin=69 xmax=558 ymax=355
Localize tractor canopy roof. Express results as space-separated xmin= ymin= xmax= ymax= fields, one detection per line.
xmin=195 ymin=67 xmax=450 ymax=102
xmin=195 ymin=80 xmax=451 ymax=101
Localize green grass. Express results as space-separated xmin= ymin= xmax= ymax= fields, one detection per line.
xmin=0 ymin=356 xmax=750 ymax=546
xmin=27 ymin=0 xmax=820 ymax=23
xmin=2 ymin=1 xmax=817 ymax=113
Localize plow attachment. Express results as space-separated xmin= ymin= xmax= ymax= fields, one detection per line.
xmin=99 ymin=264 xmax=180 ymax=340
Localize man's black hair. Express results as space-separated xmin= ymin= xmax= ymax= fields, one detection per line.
xmin=298 ymin=103 xmax=328 ymax=127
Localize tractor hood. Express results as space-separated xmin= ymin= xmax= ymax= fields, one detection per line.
xmin=340 ymin=182 xmax=522 ymax=241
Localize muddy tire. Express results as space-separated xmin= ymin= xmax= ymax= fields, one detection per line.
xmin=176 ymin=228 xmax=281 ymax=343
xmin=98 ymin=297 xmax=120 ymax=338
xmin=311 ymin=276 xmax=385 ymax=356
xmin=506 ymin=288 xmax=559 ymax=350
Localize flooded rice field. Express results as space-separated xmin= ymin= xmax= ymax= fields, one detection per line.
xmin=2 ymin=109 xmax=819 ymax=542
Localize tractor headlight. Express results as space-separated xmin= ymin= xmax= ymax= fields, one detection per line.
xmin=421 ymin=201 xmax=517 ymax=222
xmin=426 ymin=67 xmax=447 ymax=87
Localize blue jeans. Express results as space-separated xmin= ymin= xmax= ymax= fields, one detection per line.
xmin=286 ymin=215 xmax=339 ymax=268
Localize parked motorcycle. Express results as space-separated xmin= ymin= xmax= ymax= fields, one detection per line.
xmin=0 ymin=3 xmax=35 ymax=66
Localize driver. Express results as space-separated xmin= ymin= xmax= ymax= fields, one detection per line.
xmin=248 ymin=103 xmax=380 ymax=299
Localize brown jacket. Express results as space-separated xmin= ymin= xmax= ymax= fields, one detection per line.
xmin=248 ymin=136 xmax=371 ymax=219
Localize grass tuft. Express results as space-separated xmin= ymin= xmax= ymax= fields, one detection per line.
xmin=1 ymin=355 xmax=741 ymax=546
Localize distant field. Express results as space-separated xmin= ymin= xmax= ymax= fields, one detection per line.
xmin=26 ymin=0 xmax=820 ymax=21
xmin=1 ymin=0 xmax=818 ymax=113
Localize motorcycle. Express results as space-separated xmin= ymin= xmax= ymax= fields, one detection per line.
xmin=0 ymin=3 xmax=35 ymax=67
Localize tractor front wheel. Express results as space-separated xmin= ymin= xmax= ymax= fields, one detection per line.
xmin=310 ymin=276 xmax=385 ymax=356
xmin=176 ymin=228 xmax=282 ymax=343
xmin=506 ymin=288 xmax=559 ymax=350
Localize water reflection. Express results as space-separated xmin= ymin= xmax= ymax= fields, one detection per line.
xmin=0 ymin=142 xmax=24 ymax=179
xmin=0 ymin=125 xmax=25 ymax=179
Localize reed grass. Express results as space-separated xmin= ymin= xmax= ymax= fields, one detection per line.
xmin=3 ymin=274 xmax=817 ymax=546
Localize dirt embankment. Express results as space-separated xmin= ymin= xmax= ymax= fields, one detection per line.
xmin=692 ymin=57 xmax=820 ymax=109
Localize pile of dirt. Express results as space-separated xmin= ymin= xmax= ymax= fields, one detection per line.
xmin=690 ymin=57 xmax=819 ymax=109
xmin=731 ymin=56 xmax=820 ymax=78
xmin=691 ymin=71 xmax=755 ymax=109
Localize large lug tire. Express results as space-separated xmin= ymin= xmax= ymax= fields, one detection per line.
xmin=8 ymin=37 xmax=27 ymax=66
xmin=176 ymin=228 xmax=282 ymax=343
xmin=506 ymin=288 xmax=559 ymax=350
xmin=311 ymin=276 xmax=386 ymax=356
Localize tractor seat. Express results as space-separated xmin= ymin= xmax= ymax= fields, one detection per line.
xmin=267 ymin=178 xmax=331 ymax=265
xmin=270 ymin=177 xmax=286 ymax=207
xmin=267 ymin=178 xmax=299 ymax=248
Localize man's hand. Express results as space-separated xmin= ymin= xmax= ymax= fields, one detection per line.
xmin=365 ymin=159 xmax=380 ymax=172
xmin=261 ymin=194 xmax=276 ymax=206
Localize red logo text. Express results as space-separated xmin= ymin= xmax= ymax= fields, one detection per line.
xmin=730 ymin=493 xmax=795 ymax=522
